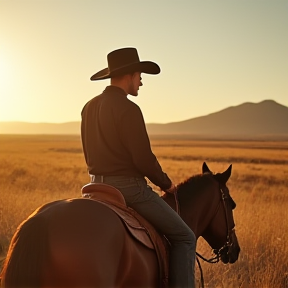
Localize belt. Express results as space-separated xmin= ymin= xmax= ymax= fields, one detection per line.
xmin=90 ymin=175 xmax=135 ymax=183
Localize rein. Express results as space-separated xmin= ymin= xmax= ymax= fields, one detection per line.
xmin=173 ymin=185 xmax=234 ymax=288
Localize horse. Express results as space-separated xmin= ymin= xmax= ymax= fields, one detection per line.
xmin=1 ymin=162 xmax=240 ymax=287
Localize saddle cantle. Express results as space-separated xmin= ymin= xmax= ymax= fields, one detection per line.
xmin=81 ymin=183 xmax=169 ymax=287
xmin=82 ymin=182 xmax=126 ymax=206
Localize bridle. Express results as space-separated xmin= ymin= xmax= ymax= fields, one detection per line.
xmin=209 ymin=184 xmax=235 ymax=260
xmin=173 ymin=180 xmax=235 ymax=288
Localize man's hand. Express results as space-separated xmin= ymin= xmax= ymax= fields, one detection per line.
xmin=165 ymin=183 xmax=177 ymax=194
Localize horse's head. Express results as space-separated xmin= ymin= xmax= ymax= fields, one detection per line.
xmin=201 ymin=162 xmax=240 ymax=264
xmin=162 ymin=162 xmax=240 ymax=264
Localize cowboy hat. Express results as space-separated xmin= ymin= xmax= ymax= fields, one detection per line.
xmin=90 ymin=47 xmax=160 ymax=81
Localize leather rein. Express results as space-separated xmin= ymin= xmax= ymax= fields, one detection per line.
xmin=173 ymin=183 xmax=235 ymax=288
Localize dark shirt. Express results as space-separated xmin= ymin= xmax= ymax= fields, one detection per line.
xmin=81 ymin=85 xmax=172 ymax=190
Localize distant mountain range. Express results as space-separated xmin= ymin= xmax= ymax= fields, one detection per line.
xmin=1 ymin=100 xmax=287 ymax=140
xmin=146 ymin=100 xmax=288 ymax=139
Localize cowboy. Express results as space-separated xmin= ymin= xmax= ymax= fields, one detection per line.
xmin=81 ymin=47 xmax=196 ymax=288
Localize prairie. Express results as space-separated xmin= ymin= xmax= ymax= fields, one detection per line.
xmin=0 ymin=134 xmax=287 ymax=287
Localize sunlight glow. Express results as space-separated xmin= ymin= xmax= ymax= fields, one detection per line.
xmin=0 ymin=49 xmax=18 ymax=120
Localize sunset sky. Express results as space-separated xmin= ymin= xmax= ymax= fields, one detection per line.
xmin=1 ymin=0 xmax=287 ymax=124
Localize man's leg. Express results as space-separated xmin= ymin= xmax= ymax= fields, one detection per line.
xmin=102 ymin=176 xmax=196 ymax=288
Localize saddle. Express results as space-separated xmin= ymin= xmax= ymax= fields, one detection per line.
xmin=81 ymin=183 xmax=169 ymax=287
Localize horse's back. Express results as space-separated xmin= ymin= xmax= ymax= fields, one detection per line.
xmin=41 ymin=198 xmax=125 ymax=286
xmin=2 ymin=198 xmax=159 ymax=288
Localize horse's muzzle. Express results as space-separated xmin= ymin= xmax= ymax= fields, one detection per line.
xmin=220 ymin=231 xmax=240 ymax=264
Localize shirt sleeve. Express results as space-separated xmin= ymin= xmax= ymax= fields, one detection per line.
xmin=119 ymin=104 xmax=172 ymax=190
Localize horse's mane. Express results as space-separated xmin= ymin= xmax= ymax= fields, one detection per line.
xmin=177 ymin=172 xmax=216 ymax=202
xmin=178 ymin=172 xmax=214 ymax=192
xmin=177 ymin=172 xmax=236 ymax=209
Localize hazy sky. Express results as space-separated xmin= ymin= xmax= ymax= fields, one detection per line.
xmin=1 ymin=0 xmax=287 ymax=124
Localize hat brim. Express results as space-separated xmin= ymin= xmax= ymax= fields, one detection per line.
xmin=90 ymin=61 xmax=160 ymax=81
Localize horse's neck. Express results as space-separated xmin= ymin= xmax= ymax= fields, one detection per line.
xmin=161 ymin=193 xmax=199 ymax=235
xmin=161 ymin=193 xmax=178 ymax=212
xmin=161 ymin=183 xmax=219 ymax=239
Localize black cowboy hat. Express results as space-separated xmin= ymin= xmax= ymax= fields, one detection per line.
xmin=90 ymin=47 xmax=160 ymax=81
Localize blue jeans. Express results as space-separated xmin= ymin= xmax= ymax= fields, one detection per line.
xmin=91 ymin=175 xmax=196 ymax=288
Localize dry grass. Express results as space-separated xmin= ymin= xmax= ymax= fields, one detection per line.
xmin=0 ymin=134 xmax=287 ymax=287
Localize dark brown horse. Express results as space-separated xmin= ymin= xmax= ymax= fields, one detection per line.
xmin=1 ymin=162 xmax=240 ymax=287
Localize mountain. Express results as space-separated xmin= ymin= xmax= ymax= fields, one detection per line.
xmin=146 ymin=100 xmax=288 ymax=139
xmin=0 ymin=100 xmax=287 ymax=139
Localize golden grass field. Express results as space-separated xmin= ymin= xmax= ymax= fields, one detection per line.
xmin=0 ymin=134 xmax=287 ymax=287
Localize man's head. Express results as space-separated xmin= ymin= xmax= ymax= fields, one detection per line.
xmin=110 ymin=72 xmax=143 ymax=96
xmin=90 ymin=48 xmax=160 ymax=81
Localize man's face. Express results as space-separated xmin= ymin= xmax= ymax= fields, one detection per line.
xmin=128 ymin=72 xmax=143 ymax=96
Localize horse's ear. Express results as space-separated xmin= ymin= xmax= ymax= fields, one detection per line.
xmin=202 ymin=162 xmax=211 ymax=174
xmin=220 ymin=164 xmax=232 ymax=183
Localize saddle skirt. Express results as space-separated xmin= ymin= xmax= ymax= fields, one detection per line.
xmin=81 ymin=183 xmax=169 ymax=287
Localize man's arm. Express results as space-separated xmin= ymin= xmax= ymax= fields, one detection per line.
xmin=119 ymin=104 xmax=172 ymax=190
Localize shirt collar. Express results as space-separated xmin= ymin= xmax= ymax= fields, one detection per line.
xmin=103 ymin=85 xmax=127 ymax=97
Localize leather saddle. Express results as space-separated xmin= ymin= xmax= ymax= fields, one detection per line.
xmin=81 ymin=183 xmax=169 ymax=287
